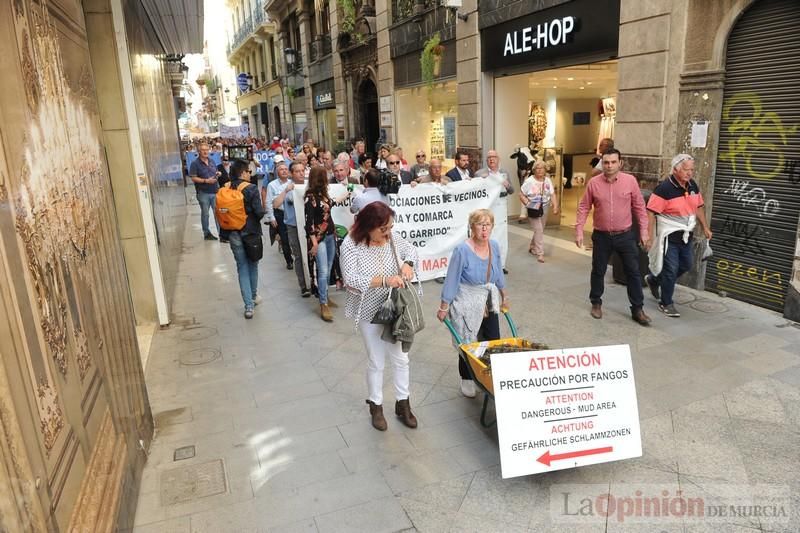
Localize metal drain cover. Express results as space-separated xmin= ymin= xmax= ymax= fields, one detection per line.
xmin=179 ymin=348 xmax=221 ymax=366
xmin=178 ymin=326 xmax=218 ymax=342
xmin=174 ymin=445 xmax=196 ymax=461
xmin=160 ymin=459 xmax=227 ymax=506
xmin=690 ymin=300 xmax=729 ymax=314
xmin=673 ymin=291 xmax=696 ymax=305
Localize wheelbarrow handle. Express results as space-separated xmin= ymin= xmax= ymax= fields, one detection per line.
xmin=443 ymin=311 xmax=517 ymax=345
xmin=442 ymin=318 xmax=463 ymax=345
xmin=503 ymin=311 xmax=518 ymax=338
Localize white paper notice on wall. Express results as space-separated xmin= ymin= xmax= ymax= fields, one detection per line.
xmin=690 ymin=121 xmax=709 ymax=148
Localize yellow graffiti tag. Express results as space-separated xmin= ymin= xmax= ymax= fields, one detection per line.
xmin=719 ymin=92 xmax=798 ymax=180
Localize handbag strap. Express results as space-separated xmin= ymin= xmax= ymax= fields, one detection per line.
xmin=485 ymin=242 xmax=492 ymax=283
xmin=389 ymin=234 xmax=403 ymax=275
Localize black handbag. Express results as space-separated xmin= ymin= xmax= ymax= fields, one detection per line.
xmin=527 ymin=205 xmax=544 ymax=218
xmin=242 ymin=233 xmax=264 ymax=261
xmin=371 ymin=288 xmax=396 ymax=324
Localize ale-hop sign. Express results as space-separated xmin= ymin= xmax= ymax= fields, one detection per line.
xmin=491 ymin=344 xmax=642 ymax=479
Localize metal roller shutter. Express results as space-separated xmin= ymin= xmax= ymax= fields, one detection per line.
xmin=705 ymin=0 xmax=800 ymax=312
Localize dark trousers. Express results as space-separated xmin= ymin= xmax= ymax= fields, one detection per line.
xmin=654 ymin=239 xmax=693 ymax=306
xmin=590 ymin=230 xmax=644 ymax=311
xmin=273 ymin=209 xmax=293 ymax=265
xmin=459 ymin=312 xmax=501 ymax=379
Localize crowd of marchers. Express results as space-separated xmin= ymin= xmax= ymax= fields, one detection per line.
xmin=187 ymin=136 xmax=712 ymax=432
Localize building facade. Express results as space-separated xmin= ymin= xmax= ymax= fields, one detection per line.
xmin=227 ymin=0 xmax=284 ymax=139
xmin=0 ymin=0 xmax=201 ymax=529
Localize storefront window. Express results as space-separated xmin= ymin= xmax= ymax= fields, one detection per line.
xmin=317 ymin=109 xmax=337 ymax=151
xmin=395 ymin=82 xmax=458 ymax=167
xmin=292 ymin=113 xmax=307 ymax=145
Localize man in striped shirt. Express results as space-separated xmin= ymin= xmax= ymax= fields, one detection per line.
xmin=645 ymin=154 xmax=713 ymax=318
xmin=576 ymin=149 xmax=651 ymax=325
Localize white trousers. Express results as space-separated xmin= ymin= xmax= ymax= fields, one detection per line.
xmin=358 ymin=322 xmax=410 ymax=405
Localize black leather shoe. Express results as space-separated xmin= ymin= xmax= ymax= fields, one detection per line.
xmin=632 ymin=308 xmax=651 ymax=326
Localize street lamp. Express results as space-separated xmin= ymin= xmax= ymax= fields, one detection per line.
xmin=284 ymin=48 xmax=298 ymax=72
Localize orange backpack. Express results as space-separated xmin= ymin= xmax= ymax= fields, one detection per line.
xmin=215 ymin=181 xmax=250 ymax=230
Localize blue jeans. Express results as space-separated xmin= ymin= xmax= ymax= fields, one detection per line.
xmin=228 ymin=232 xmax=259 ymax=309
xmin=196 ymin=191 xmax=220 ymax=236
xmin=315 ymin=234 xmax=336 ymax=304
xmin=655 ymin=239 xmax=693 ymax=306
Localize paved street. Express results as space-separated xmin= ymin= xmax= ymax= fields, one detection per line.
xmin=132 ymin=196 xmax=800 ymax=532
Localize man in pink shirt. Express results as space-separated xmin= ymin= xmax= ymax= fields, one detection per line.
xmin=576 ymin=149 xmax=651 ymax=325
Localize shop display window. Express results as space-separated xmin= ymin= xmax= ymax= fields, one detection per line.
xmin=395 ymin=82 xmax=458 ymax=167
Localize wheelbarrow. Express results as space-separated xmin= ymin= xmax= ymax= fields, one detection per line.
xmin=443 ymin=312 xmax=528 ymax=428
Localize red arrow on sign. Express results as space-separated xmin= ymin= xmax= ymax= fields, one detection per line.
xmin=537 ymin=446 xmax=614 ymax=467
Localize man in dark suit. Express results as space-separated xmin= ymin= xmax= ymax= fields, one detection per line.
xmin=386 ymin=153 xmax=413 ymax=184
xmin=445 ymin=150 xmax=473 ymax=182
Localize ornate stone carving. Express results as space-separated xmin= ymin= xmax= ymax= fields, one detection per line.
xmin=37 ymin=382 xmax=64 ymax=452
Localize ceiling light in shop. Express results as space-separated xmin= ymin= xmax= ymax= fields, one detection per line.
xmin=552 ymin=77 xmax=558 ymax=80
xmin=587 ymin=82 xmax=592 ymax=85
xmin=552 ymin=86 xmax=557 ymax=89
xmin=567 ymin=77 xmax=574 ymax=80
xmin=579 ymin=86 xmax=585 ymax=90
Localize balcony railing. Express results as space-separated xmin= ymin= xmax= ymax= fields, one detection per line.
xmin=228 ymin=1 xmax=266 ymax=55
xmin=392 ymin=0 xmax=434 ymax=24
xmin=308 ymin=35 xmax=332 ymax=63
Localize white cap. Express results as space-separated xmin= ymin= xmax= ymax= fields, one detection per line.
xmin=273 ymin=155 xmax=285 ymax=164
xmin=273 ymin=136 xmax=279 ymax=141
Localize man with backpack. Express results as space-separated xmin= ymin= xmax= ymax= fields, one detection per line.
xmin=216 ymin=159 xmax=266 ymax=319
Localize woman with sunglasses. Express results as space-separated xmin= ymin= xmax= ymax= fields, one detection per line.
xmin=436 ymin=209 xmax=508 ymax=398
xmin=409 ymin=150 xmax=430 ymax=180
xmin=340 ymin=202 xmax=419 ymax=431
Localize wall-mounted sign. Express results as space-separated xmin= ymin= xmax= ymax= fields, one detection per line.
xmin=336 ymin=115 xmax=345 ymax=128
xmin=380 ymin=113 xmax=392 ymax=127
xmin=314 ymin=92 xmax=334 ymax=108
xmin=336 ymin=104 xmax=345 ymax=116
xmin=481 ymin=0 xmax=619 ymax=72
xmin=312 ymin=79 xmax=336 ymax=110
xmin=236 ymin=72 xmax=250 ymax=93
xmin=380 ymin=96 xmax=392 ymax=113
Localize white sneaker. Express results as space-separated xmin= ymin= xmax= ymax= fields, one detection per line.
xmin=253 ymin=295 xmax=263 ymax=306
xmin=460 ymin=379 xmax=476 ymax=398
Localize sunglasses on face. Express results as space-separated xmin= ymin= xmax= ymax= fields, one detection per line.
xmin=416 ymin=154 xmax=425 ymax=158
xmin=388 ymin=161 xmax=400 ymax=165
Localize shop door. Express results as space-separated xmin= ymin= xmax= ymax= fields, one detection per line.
xmin=357 ymin=79 xmax=379 ymax=153
xmin=705 ymin=0 xmax=800 ymax=312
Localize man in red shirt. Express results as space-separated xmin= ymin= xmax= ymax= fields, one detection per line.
xmin=576 ymin=149 xmax=651 ymax=325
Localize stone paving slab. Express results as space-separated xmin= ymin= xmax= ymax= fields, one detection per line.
xmin=133 ymin=206 xmax=800 ymax=532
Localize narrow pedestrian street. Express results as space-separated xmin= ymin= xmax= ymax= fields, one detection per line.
xmin=132 ymin=193 xmax=800 ymax=532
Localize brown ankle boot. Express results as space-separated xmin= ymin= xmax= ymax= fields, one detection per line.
xmin=394 ymin=399 xmax=418 ymax=429
xmin=366 ymin=400 xmax=387 ymax=431
xmin=320 ymin=304 xmax=333 ymax=322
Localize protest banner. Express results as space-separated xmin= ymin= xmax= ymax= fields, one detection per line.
xmin=291 ymin=179 xmax=508 ymax=284
xmin=490 ymin=344 xmax=642 ymax=479
xmin=185 ymin=150 xmax=273 ymax=176
xmin=219 ymin=123 xmax=250 ymax=138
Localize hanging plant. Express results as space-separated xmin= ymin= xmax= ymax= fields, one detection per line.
xmin=337 ymin=0 xmax=356 ymax=33
xmin=285 ymin=86 xmax=296 ymax=99
xmin=420 ymin=33 xmax=444 ymax=88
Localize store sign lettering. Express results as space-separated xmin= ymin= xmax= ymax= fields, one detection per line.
xmin=503 ymin=16 xmax=576 ymax=56
xmin=315 ymin=92 xmax=333 ymax=106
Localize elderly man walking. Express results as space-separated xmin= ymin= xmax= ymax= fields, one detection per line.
xmin=576 ymin=149 xmax=651 ymax=325
xmin=474 ymin=149 xmax=514 ymax=195
xmin=189 ymin=142 xmax=221 ymax=240
xmin=645 ymin=154 xmax=713 ymax=317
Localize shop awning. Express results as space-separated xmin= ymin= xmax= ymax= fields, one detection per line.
xmin=141 ymin=0 xmax=204 ymax=54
